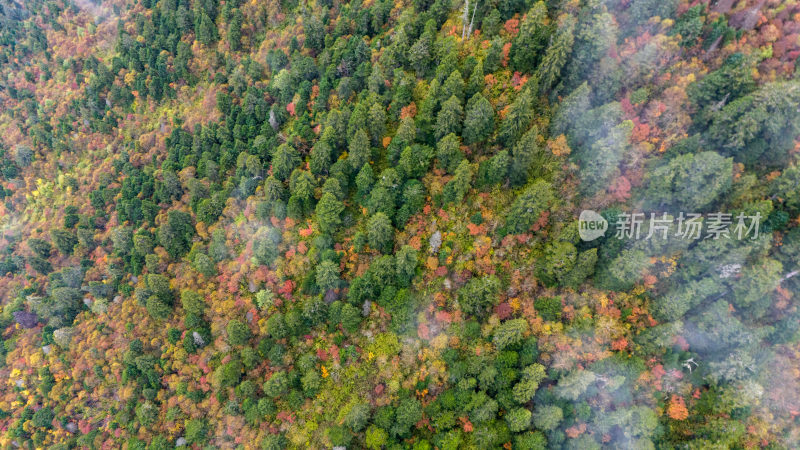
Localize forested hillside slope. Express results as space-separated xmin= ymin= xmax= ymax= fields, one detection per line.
xmin=1 ymin=0 xmax=800 ymax=447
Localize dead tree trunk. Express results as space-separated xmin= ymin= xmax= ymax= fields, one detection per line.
xmin=467 ymin=0 xmax=479 ymax=37
xmin=462 ymin=0 xmax=470 ymax=39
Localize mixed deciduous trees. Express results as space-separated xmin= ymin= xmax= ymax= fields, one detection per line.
xmin=1 ymin=0 xmax=798 ymax=447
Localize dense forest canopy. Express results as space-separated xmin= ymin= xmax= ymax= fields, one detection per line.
xmin=1 ymin=0 xmax=800 ymax=447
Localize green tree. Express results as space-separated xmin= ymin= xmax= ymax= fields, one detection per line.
xmin=310 ymin=141 xmax=332 ymax=175
xmin=509 ymin=126 xmax=551 ymax=186
xmin=181 ymin=289 xmax=206 ymax=323
xmin=367 ymin=186 xmax=396 ymax=218
xmin=355 ymin=163 xmax=375 ymax=199
xmin=505 ymin=407 xmax=532 ymax=432
xmin=316 ymin=192 xmax=344 ymax=234
xmin=146 ymin=273 xmax=173 ymax=302
xmin=184 ymin=419 xmax=208 ymax=445
xmin=479 ymin=150 xmax=510 ymax=186
xmin=536 ymin=14 xmax=575 ymax=93
xmin=466 ymin=61 xmax=485 ymax=98
xmin=398 ymin=144 xmax=434 ymax=179
xmin=214 ymin=359 xmax=243 ymax=388
xmin=367 ymin=102 xmax=387 ymax=146
xmin=263 ymin=371 xmax=289 ymax=397
xmin=409 ymin=31 xmax=433 ymax=77
xmin=555 ymin=370 xmax=596 ymax=401
xmin=687 ymin=54 xmax=755 ymax=128
xmin=301 ymin=370 xmax=321 ymax=396
xmin=772 ymin=165 xmax=800 ymax=212
xmin=51 ymin=229 xmax=77 ymax=255
xmin=493 ymin=318 xmax=529 ymax=350
xmin=322 ymin=178 xmax=343 ymax=203
xmin=532 ymin=405 xmax=563 ymax=431
xmin=392 ymin=116 xmax=417 ymax=154
xmin=436 ymin=133 xmax=465 ymax=174
xmin=272 ymin=144 xmax=300 ymax=181
xmin=572 ymin=106 xmax=632 ymax=196
xmin=345 ymin=403 xmax=371 ymax=432
xmin=395 ymin=245 xmax=418 ymax=286
xmin=558 ymin=247 xmax=596 ymax=288
xmin=442 ymin=160 xmax=473 ymax=205
xmin=707 ymin=80 xmax=800 ymax=167
xmin=534 ymin=296 xmax=561 ymax=321
xmin=348 ymin=129 xmax=371 ymax=171
xmin=458 ymin=275 xmax=501 ymax=316
xmin=146 ymin=296 xmax=171 ymax=319
xmin=393 ymin=397 xmax=422 ymax=437
xmin=193 ymin=253 xmax=216 ymax=277
xmin=506 ymin=180 xmax=555 ymax=234
xmin=367 ymin=213 xmax=394 ymax=253
xmin=642 ymin=151 xmax=732 ymax=212
xmin=340 ymin=303 xmax=362 ymax=332
xmin=261 ymin=433 xmax=287 ymax=450
xmin=265 ymin=312 xmax=287 ymax=339
xmin=316 ymin=259 xmax=341 ymax=292
xmin=551 ymin=82 xmax=591 ymax=139
xmin=136 ymin=401 xmax=159 ymax=427
xmin=304 ymin=15 xmax=325 ymax=52
xmin=133 ymin=233 xmax=155 ymax=255
xmin=498 ymin=87 xmax=535 ymax=147
xmin=28 ymin=238 xmax=52 ymax=258
xmin=287 ymin=169 xmax=316 ymax=220
xmin=142 ymin=273 xmax=174 ymax=319
xmin=468 ymin=392 xmax=499 ymax=425
xmin=442 ymin=70 xmax=465 ymax=101
xmin=365 ymin=425 xmax=388 ymax=449
xmin=510 ymin=2 xmax=550 ymax=74
xmin=434 ymin=96 xmax=464 ymax=141
xmin=196 ymin=12 xmax=217 ymax=45
xmin=463 ymin=93 xmax=494 ymax=145
xmin=651 ymin=277 xmax=722 ymax=322
xmin=327 ymin=425 xmax=352 ymax=447
xmin=536 ymin=241 xmax=577 ymax=287
xmin=46 ymin=287 xmax=82 ymax=326
xmin=515 ymin=432 xmax=548 ymax=450
xmin=512 ymin=364 xmax=546 ymax=403
xmin=730 ymin=258 xmax=782 ymax=317
xmin=605 ymin=248 xmax=650 ymax=291
xmin=227 ymin=319 xmax=251 ymax=346
xmin=228 ymin=9 xmax=243 ymax=51
xmin=253 ymin=226 xmax=282 ymax=267
xmin=158 ymin=210 xmax=195 ymax=259
xmin=32 ymin=406 xmax=54 ymax=429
